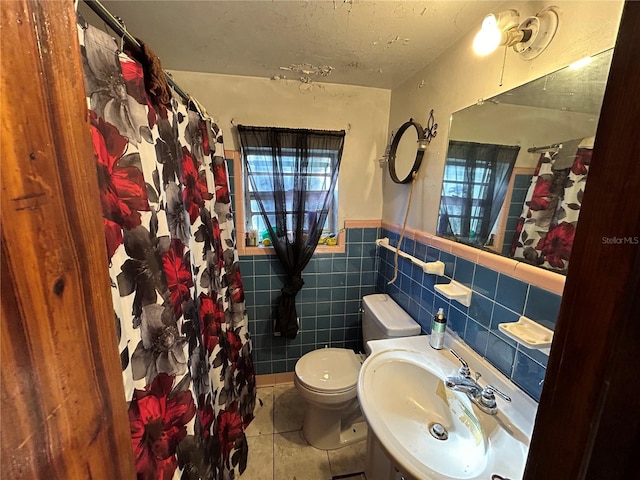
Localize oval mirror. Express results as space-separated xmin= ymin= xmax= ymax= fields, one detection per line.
xmin=388 ymin=119 xmax=425 ymax=184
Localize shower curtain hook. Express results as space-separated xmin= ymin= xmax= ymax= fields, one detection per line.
xmin=115 ymin=16 xmax=126 ymax=52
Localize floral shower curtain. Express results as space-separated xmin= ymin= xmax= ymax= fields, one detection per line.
xmin=78 ymin=20 xmax=255 ymax=480
xmin=510 ymin=146 xmax=592 ymax=273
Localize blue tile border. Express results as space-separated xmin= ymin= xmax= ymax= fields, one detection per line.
xmin=486 ymin=333 xmax=516 ymax=377
xmin=453 ymin=258 xmax=475 ymax=288
xmin=472 ymin=265 xmax=498 ymax=299
xmin=513 ymin=350 xmax=546 ymax=400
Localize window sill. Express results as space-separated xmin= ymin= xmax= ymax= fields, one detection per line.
xmin=238 ymin=231 xmax=346 ymax=256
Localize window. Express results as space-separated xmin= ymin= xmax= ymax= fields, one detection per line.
xmin=438 ymin=141 xmax=519 ymax=246
xmin=441 ymin=157 xmax=496 ymax=238
xmin=243 ymin=147 xmax=339 ymax=235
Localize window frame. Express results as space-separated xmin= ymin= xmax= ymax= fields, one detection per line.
xmin=242 ymin=146 xmax=339 ymax=237
xmin=227 ymin=150 xmax=345 ymax=256
xmin=440 ymin=156 xmax=496 ymax=240
xmin=438 ymin=141 xmax=519 ymax=246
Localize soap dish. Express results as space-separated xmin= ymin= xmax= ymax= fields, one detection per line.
xmin=434 ymin=280 xmax=472 ymax=307
xmin=498 ymin=316 xmax=553 ymax=350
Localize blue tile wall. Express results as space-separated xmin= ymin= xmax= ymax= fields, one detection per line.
xmin=376 ymin=228 xmax=561 ymax=401
xmin=239 ymin=227 xmax=380 ymax=375
xmin=229 ymin=158 xmax=557 ymax=400
xmin=502 ymin=173 xmax=533 ymax=256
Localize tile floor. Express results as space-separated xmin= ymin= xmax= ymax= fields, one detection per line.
xmin=243 ymin=384 xmax=367 ymax=480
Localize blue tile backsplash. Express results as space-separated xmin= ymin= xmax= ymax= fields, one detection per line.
xmin=502 ymin=173 xmax=533 ymax=256
xmin=239 ymin=225 xmax=560 ymax=401
xmin=239 ymin=227 xmax=379 ymax=375
xmin=376 ymin=228 xmax=561 ymax=401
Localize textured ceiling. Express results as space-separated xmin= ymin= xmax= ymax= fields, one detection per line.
xmin=78 ymin=0 xmax=503 ymax=89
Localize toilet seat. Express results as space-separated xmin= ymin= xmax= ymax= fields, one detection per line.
xmin=295 ymin=348 xmax=361 ymax=394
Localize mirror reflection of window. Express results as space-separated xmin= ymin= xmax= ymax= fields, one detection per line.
xmin=438 ymin=141 xmax=519 ymax=247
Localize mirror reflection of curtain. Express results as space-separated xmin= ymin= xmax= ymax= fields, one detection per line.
xmin=510 ymin=145 xmax=592 ymax=273
xmin=238 ymin=126 xmax=344 ymax=339
xmin=438 ymin=141 xmax=520 ymax=246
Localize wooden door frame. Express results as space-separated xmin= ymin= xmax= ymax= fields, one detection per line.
xmin=524 ymin=1 xmax=640 ymax=478
xmin=1 ymin=1 xmax=135 ymax=478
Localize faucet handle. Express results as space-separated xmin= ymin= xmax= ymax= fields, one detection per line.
xmin=449 ymin=349 xmax=470 ymax=377
xmin=483 ymin=384 xmax=512 ymax=403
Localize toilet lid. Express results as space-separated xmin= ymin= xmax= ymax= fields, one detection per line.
xmin=295 ymin=348 xmax=361 ymax=393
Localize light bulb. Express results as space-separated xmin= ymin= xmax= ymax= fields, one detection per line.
xmin=473 ymin=14 xmax=502 ymax=56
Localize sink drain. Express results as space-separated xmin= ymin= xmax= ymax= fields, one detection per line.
xmin=428 ymin=422 xmax=449 ymax=440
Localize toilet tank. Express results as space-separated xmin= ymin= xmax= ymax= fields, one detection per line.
xmin=362 ymin=294 xmax=420 ymax=350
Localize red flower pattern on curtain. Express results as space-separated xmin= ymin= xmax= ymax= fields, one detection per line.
xmin=91 ymin=110 xmax=150 ymax=229
xmin=216 ymin=402 xmax=244 ymax=465
xmin=79 ymin=20 xmax=255 ymax=480
xmin=511 ymin=148 xmax=592 ymax=273
xmin=128 ymin=373 xmax=196 ymax=480
xmin=162 ymin=239 xmax=194 ymax=317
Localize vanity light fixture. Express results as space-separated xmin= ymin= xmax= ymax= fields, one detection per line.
xmin=473 ymin=7 xmax=560 ymax=60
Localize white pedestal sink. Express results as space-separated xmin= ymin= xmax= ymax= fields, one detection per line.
xmin=357 ymin=335 xmax=537 ymax=480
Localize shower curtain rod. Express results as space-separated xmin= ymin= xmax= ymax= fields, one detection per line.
xmin=83 ymin=0 xmax=190 ymax=103
xmin=527 ymin=142 xmax=562 ymax=153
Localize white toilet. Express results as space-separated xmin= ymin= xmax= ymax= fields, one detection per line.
xmin=294 ymin=293 xmax=421 ymax=450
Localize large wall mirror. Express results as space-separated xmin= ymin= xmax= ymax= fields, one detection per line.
xmin=437 ymin=49 xmax=613 ymax=274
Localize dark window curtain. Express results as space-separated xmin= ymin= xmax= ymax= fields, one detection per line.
xmin=438 ymin=141 xmax=519 ymax=246
xmin=238 ymin=125 xmax=345 ymax=339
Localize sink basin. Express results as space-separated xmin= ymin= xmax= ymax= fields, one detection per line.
xmin=358 ymin=337 xmax=535 ymax=480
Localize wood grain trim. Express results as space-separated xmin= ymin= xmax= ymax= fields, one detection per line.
xmin=1 ymin=2 xmax=135 ymax=478
xmin=227 ymin=150 xmax=247 ymax=255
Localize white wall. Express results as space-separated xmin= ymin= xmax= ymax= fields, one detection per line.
xmin=384 ymin=0 xmax=624 ymax=232
xmin=167 ymin=72 xmax=391 ymax=226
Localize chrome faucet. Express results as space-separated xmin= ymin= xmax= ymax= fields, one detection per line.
xmin=445 ymin=349 xmax=511 ymax=415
